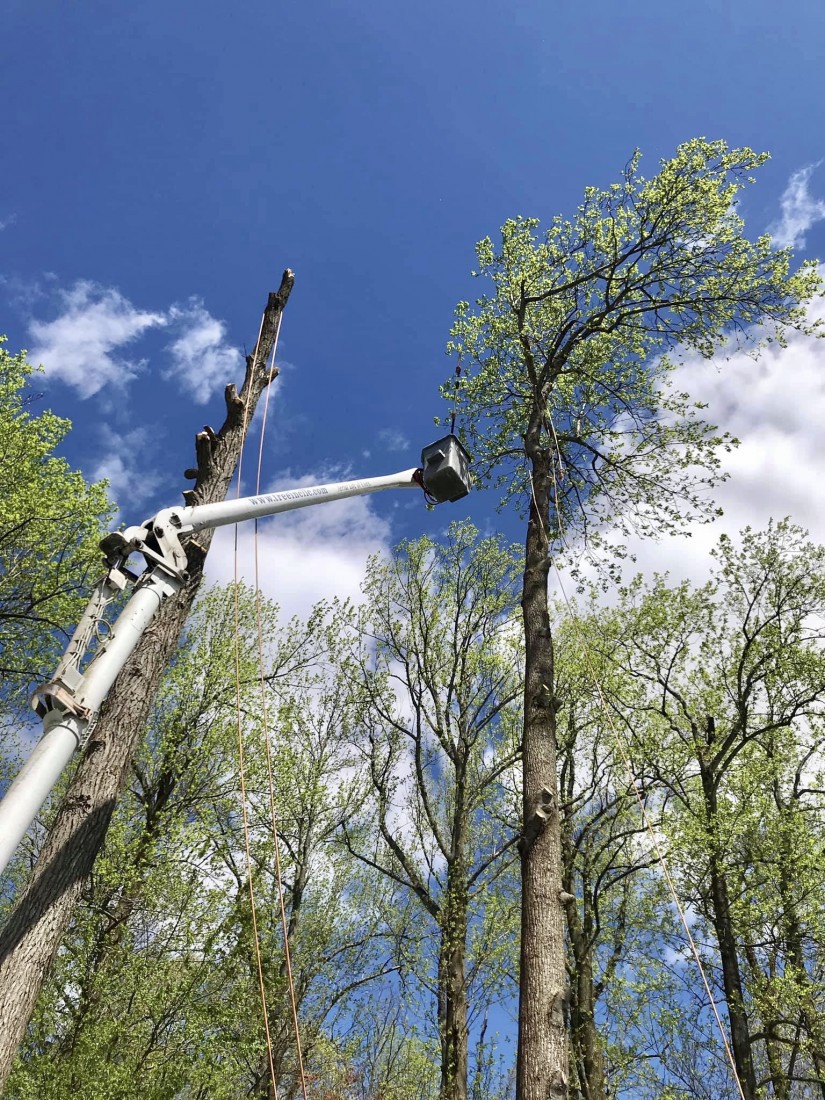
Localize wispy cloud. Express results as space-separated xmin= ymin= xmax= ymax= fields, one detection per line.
xmin=0 ymin=213 xmax=17 ymax=231
xmin=91 ymin=425 xmax=163 ymax=514
xmin=164 ymin=299 xmax=244 ymax=405
xmin=378 ymin=427 xmax=411 ymax=452
xmin=769 ymin=164 xmax=825 ymax=250
xmin=27 ymin=281 xmax=166 ymax=398
xmin=25 ymin=281 xmax=245 ymax=404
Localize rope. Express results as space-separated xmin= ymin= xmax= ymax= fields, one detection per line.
xmin=231 ymin=308 xmax=279 ymax=1096
xmin=532 ymin=438 xmax=748 ymax=1100
xmin=252 ymin=324 xmax=310 ymax=1100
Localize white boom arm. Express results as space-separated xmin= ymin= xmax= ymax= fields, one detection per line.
xmin=0 ymin=466 xmax=421 ymax=878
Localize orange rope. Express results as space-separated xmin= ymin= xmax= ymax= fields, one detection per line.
xmin=533 ymin=455 xmax=748 ymax=1100
xmin=252 ymin=332 xmax=310 ymax=1100
xmin=231 ymin=310 xmax=279 ymax=1097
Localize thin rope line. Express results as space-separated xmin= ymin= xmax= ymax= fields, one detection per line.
xmin=530 ymin=444 xmax=747 ymax=1100
xmin=252 ymin=323 xmax=310 ymax=1100
xmin=231 ymin=309 xmax=279 ymax=1097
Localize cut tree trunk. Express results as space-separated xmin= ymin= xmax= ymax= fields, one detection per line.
xmin=516 ymin=441 xmax=568 ymax=1100
xmin=0 ymin=272 xmax=294 ymax=1092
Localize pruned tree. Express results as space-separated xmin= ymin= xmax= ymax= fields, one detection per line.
xmin=6 ymin=586 xmax=396 ymax=1100
xmin=443 ymin=139 xmax=824 ymax=1100
xmin=0 ymin=272 xmax=294 ymax=1090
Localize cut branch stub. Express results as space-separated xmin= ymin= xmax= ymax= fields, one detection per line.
xmin=183 ymin=268 xmax=294 ymax=504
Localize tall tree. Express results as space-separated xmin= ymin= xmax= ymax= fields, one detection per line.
xmin=0 ymin=338 xmax=110 ymax=719
xmin=612 ymin=522 xmax=825 ymax=1098
xmin=344 ymin=521 xmax=523 ymax=1100
xmin=0 ymin=272 xmax=294 ymax=1090
xmin=551 ymin=606 xmax=661 ymax=1100
xmin=444 ymin=139 xmax=823 ymax=1099
xmin=204 ymin=598 xmax=401 ymax=1100
xmin=6 ymin=586 xmax=393 ymax=1100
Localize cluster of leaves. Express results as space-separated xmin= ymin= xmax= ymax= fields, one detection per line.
xmin=444 ymin=139 xmax=823 ymax=552
xmin=0 ymin=338 xmax=111 ymax=714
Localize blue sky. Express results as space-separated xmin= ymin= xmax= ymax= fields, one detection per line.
xmin=4 ymin=0 xmax=825 ymax=1081
xmin=2 ymin=0 xmax=825 ymax=603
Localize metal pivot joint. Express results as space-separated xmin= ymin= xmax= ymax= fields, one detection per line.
xmin=31 ymin=512 xmax=188 ymax=723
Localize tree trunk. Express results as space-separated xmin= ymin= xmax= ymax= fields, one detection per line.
xmin=565 ymin=882 xmax=607 ymax=1100
xmin=516 ymin=443 xmax=568 ymax=1100
xmin=438 ymin=865 xmax=469 ymax=1100
xmin=698 ymin=762 xmax=758 ymax=1100
xmin=770 ymin=782 xmax=825 ymax=1098
xmin=0 ymin=272 xmax=294 ymax=1092
xmin=742 ymin=939 xmax=789 ymax=1100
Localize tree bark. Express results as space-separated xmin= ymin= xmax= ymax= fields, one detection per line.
xmin=564 ymin=871 xmax=607 ymax=1100
xmin=0 ymin=271 xmax=294 ymax=1092
xmin=438 ymin=859 xmax=469 ymax=1100
xmin=770 ymin=781 xmax=825 ymax=1098
xmin=516 ymin=442 xmax=568 ymax=1100
xmin=698 ymin=760 xmax=758 ymax=1100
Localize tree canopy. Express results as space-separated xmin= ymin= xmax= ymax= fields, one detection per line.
xmin=0 ymin=338 xmax=111 ymax=714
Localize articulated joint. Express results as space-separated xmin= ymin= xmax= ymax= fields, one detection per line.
xmin=100 ymin=507 xmax=189 ymax=583
xmin=30 ymin=510 xmax=189 ymax=721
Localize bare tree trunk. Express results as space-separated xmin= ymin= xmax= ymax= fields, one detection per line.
xmin=516 ymin=439 xmax=568 ymax=1100
xmin=0 ymin=272 xmax=294 ymax=1092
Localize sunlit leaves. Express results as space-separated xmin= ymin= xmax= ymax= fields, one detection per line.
xmin=443 ymin=139 xmax=823 ymax=550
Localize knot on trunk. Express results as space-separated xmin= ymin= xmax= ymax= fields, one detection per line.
xmin=536 ymin=682 xmax=558 ymax=712
xmin=519 ymin=786 xmax=555 ymax=855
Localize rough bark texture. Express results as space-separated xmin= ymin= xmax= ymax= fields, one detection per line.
xmin=439 ymin=856 xmax=469 ymax=1100
xmin=0 ymin=271 xmax=294 ymax=1091
xmin=698 ymin=758 xmax=758 ymax=1100
xmin=516 ymin=441 xmax=568 ymax=1100
xmin=565 ymin=884 xmax=607 ymax=1100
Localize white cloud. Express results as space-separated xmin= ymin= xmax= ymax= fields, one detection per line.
xmin=91 ymin=425 xmax=163 ymax=515
xmin=0 ymin=213 xmax=16 ymax=231
xmin=769 ymin=164 xmax=825 ymax=250
xmin=566 ymin=292 xmax=825 ymax=593
xmin=164 ymin=300 xmax=244 ymax=405
xmin=25 ymin=281 xmax=244 ymax=404
xmin=378 ymin=427 xmax=411 ymax=452
xmin=205 ymin=471 xmax=393 ymax=623
xmin=27 ymin=281 xmax=166 ymax=398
